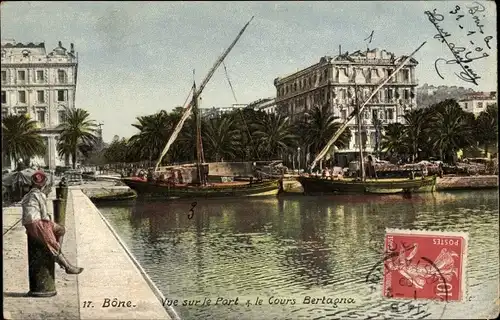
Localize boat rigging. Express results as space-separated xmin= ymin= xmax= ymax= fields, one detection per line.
xmin=309 ymin=41 xmax=427 ymax=171
xmin=154 ymin=16 xmax=255 ymax=171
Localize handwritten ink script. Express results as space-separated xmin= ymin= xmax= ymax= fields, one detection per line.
xmin=364 ymin=30 xmax=374 ymax=44
xmin=187 ymin=201 xmax=197 ymax=219
xmin=424 ymin=2 xmax=494 ymax=86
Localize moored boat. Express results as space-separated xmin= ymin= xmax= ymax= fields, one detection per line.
xmin=122 ymin=177 xmax=281 ymax=199
xmin=302 ymin=42 xmax=428 ymax=196
xmin=120 ymin=17 xmax=284 ymax=200
xmin=89 ymin=190 xmax=138 ymax=203
xmin=297 ymin=175 xmax=436 ymax=195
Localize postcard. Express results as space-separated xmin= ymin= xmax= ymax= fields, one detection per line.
xmin=2 ymin=1 xmax=498 ymax=319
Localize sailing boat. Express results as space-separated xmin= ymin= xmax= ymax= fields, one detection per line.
xmin=122 ymin=17 xmax=282 ymax=199
xmin=298 ymin=42 xmax=436 ymax=195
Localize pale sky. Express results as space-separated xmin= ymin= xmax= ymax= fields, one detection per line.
xmin=1 ymin=1 xmax=497 ymax=142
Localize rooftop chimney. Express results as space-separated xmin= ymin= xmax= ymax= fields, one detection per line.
xmin=70 ymin=43 xmax=74 ymax=53
xmin=58 ymin=41 xmax=62 ymax=48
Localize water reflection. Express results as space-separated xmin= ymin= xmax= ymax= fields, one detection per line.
xmin=98 ymin=191 xmax=499 ymax=320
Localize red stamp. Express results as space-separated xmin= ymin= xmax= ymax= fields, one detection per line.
xmin=382 ymin=229 xmax=467 ymax=302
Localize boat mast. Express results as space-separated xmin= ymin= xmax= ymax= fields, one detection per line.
xmin=154 ymin=16 xmax=255 ymax=171
xmin=192 ymin=77 xmax=206 ymax=185
xmin=355 ymin=83 xmax=365 ymax=181
xmin=309 ymin=41 xmax=426 ymax=171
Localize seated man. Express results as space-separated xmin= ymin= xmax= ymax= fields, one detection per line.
xmin=22 ymin=171 xmax=83 ymax=274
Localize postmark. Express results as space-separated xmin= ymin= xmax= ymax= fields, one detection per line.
xmin=382 ymin=229 xmax=468 ymax=302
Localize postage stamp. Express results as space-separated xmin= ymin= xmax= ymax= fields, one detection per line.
xmin=382 ymin=229 xmax=468 ymax=302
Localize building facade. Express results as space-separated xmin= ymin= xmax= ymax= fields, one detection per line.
xmin=1 ymin=40 xmax=78 ymax=169
xmin=274 ymin=48 xmax=418 ymax=165
xmin=200 ymin=103 xmax=248 ymax=119
xmin=246 ymin=97 xmax=277 ymax=114
xmin=458 ymin=91 xmax=497 ymax=117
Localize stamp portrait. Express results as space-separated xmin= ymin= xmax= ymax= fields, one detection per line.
xmin=383 ymin=228 xmax=468 ymax=302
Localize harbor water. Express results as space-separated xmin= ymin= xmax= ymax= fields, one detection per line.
xmin=97 ymin=190 xmax=499 ymax=320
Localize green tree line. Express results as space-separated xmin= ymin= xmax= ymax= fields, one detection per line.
xmin=2 ymin=99 xmax=497 ymax=171
xmin=381 ymin=99 xmax=497 ymax=163
xmin=104 ymin=104 xmax=352 ymax=168
xmin=2 ymin=107 xmax=98 ymax=170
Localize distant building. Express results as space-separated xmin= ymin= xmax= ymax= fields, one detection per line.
xmin=274 ymin=48 xmax=418 ymax=166
xmin=417 ymin=84 xmax=476 ymax=109
xmin=245 ymin=97 xmax=276 ymax=114
xmin=417 ymin=84 xmax=439 ymax=96
xmin=200 ymin=103 xmax=248 ymax=119
xmin=1 ymin=39 xmax=78 ymax=169
xmin=458 ymin=91 xmax=497 ymax=116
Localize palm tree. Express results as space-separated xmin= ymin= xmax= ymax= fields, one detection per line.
xmin=128 ymin=111 xmax=172 ymax=162
xmin=251 ymin=113 xmax=296 ymax=160
xmin=2 ymin=114 xmax=46 ymax=168
xmin=230 ymin=108 xmax=266 ymax=160
xmin=476 ymin=103 xmax=498 ymax=157
xmin=381 ymin=123 xmax=409 ymax=161
xmin=298 ymin=104 xmax=351 ymax=167
xmin=426 ymin=100 xmax=476 ymax=163
xmin=127 ymin=109 xmax=197 ymax=165
xmin=202 ymin=115 xmax=242 ymax=162
xmin=402 ymin=108 xmax=428 ymax=162
xmin=57 ymin=107 xmax=98 ymax=169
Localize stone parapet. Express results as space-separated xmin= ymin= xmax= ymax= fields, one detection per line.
xmin=436 ymin=176 xmax=499 ymax=191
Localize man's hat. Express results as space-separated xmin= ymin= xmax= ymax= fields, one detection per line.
xmin=32 ymin=171 xmax=48 ymax=187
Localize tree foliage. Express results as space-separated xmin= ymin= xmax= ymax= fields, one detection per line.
xmin=102 ymin=105 xmax=351 ymax=168
xmin=57 ymin=107 xmax=98 ymax=169
xmin=381 ymin=99 xmax=496 ymax=164
xmin=1 ymin=114 xmax=46 ymax=166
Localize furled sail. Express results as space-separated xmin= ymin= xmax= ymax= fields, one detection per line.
xmin=309 ymin=41 xmax=426 ymax=171
xmin=154 ymin=16 xmax=254 ymax=171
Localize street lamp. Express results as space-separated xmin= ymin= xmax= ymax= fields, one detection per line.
xmin=297 ymin=147 xmax=301 ymax=174
xmin=96 ymin=122 xmax=104 ymax=148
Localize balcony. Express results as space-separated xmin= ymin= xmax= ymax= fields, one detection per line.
xmin=35 ymin=121 xmax=47 ymax=129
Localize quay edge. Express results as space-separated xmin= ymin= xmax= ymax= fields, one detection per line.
xmin=282 ymin=175 xmax=499 ymax=194
xmin=71 ymin=187 xmax=181 ymax=319
xmin=435 ymin=175 xmax=499 ymax=191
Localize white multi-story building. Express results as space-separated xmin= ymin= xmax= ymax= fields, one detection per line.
xmin=246 ymin=97 xmax=277 ymax=114
xmin=458 ymin=91 xmax=497 ymax=117
xmin=200 ymin=103 xmax=248 ymax=119
xmin=1 ymin=39 xmax=78 ymax=170
xmin=274 ymin=48 xmax=418 ymax=166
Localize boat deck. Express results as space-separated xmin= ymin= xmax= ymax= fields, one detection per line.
xmin=126 ymin=178 xmax=259 ymax=188
xmin=306 ymin=177 xmax=417 ymax=182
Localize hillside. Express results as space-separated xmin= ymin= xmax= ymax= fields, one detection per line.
xmin=417 ymin=84 xmax=476 ymax=108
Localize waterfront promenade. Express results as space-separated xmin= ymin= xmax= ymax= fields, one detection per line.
xmin=3 ymin=188 xmax=175 ymax=320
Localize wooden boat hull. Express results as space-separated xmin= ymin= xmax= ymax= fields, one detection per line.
xmin=297 ymin=176 xmax=436 ymax=195
xmin=121 ymin=178 xmax=281 ymax=199
xmin=89 ymin=191 xmax=138 ymax=203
